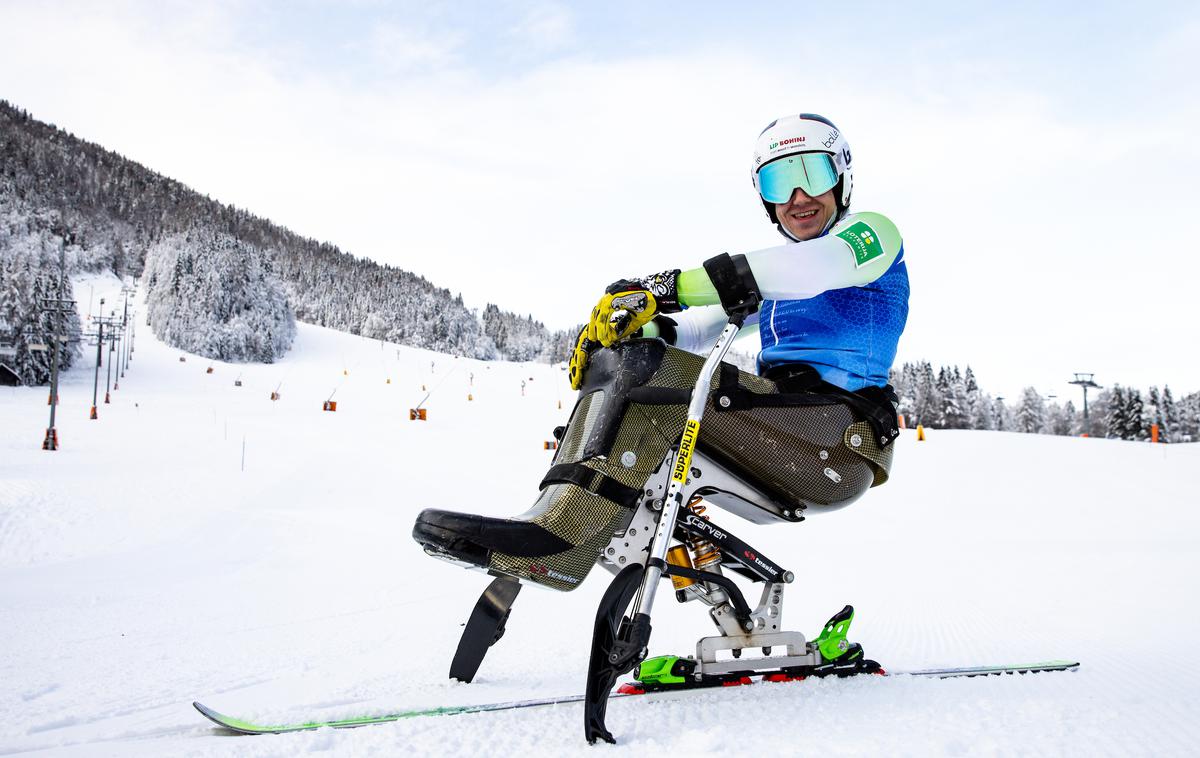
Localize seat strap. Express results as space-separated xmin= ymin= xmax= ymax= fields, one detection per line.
xmin=714 ymin=363 xmax=900 ymax=448
xmin=540 ymin=463 xmax=643 ymax=509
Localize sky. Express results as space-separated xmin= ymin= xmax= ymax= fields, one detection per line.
xmin=1 ymin=0 xmax=1198 ymax=400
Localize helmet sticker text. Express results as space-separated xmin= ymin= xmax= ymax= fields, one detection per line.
xmin=768 ymin=136 xmax=805 ymax=150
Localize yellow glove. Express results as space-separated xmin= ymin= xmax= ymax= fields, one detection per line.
xmin=568 ymin=270 xmax=682 ymax=391
xmin=591 ymin=269 xmax=682 ymax=346
xmin=568 ymin=328 xmax=594 ymax=391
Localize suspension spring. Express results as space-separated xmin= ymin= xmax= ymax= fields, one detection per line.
xmin=686 ymin=497 xmax=722 ymax=571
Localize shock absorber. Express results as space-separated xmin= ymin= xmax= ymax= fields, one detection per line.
xmin=666 ymin=499 xmax=730 ymax=604
xmin=686 ymin=499 xmax=722 ymax=569
xmin=685 ymin=498 xmax=727 ymax=604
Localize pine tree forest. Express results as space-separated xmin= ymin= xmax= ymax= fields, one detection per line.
xmin=0 ymin=100 xmax=574 ymax=378
xmin=890 ymin=361 xmax=1200 ymax=443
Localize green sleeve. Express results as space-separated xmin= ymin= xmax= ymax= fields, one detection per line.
xmin=677 ymin=211 xmax=902 ymax=306
xmin=677 ymin=267 xmax=720 ymax=308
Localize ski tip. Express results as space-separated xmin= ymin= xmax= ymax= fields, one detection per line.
xmin=193 ymin=701 xmax=275 ymax=735
xmin=193 ymin=701 xmax=227 ymax=722
xmin=193 ymin=701 xmax=223 ymax=725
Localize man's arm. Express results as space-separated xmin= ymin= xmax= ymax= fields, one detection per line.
xmin=642 ymin=306 xmax=759 ymax=353
xmin=676 ymin=212 xmax=903 ymax=305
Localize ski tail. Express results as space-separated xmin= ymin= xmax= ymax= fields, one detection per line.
xmin=898 ymin=660 xmax=1079 ymax=678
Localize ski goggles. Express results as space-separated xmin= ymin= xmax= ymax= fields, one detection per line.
xmin=756 ymin=153 xmax=839 ymax=204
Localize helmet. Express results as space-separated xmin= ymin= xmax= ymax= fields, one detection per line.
xmin=751 ymin=113 xmax=853 ymax=240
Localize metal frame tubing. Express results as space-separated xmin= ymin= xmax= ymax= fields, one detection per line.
xmin=631 ymin=318 xmax=743 ymax=619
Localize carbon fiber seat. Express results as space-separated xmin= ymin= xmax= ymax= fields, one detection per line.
xmin=412 ymin=339 xmax=891 ymax=592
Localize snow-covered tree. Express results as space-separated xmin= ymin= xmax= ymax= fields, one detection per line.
xmin=964 ymin=366 xmax=993 ymax=430
xmin=910 ymin=361 xmax=940 ymax=427
xmin=936 ymin=366 xmax=969 ymax=428
xmin=1044 ymin=400 xmax=1077 ymax=436
xmin=1105 ymin=386 xmax=1127 ymax=439
xmin=1178 ymin=391 xmax=1200 ymax=442
xmin=0 ymin=203 xmax=82 ymax=384
xmin=1123 ymin=389 xmax=1146 ymax=441
xmin=1161 ymin=386 xmax=1178 ymax=442
xmin=143 ymin=231 xmax=294 ymax=362
xmin=1014 ymin=387 xmax=1046 ymax=433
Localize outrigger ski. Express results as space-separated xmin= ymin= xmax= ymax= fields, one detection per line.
xmin=193 ymin=659 xmax=1079 ymax=735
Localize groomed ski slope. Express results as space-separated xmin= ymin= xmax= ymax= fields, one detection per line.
xmin=2 ymin=273 xmax=1198 ymax=757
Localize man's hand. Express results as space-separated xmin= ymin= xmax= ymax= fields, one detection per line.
xmin=591 ymin=270 xmax=682 ymax=347
xmin=567 ymin=270 xmax=682 ymax=390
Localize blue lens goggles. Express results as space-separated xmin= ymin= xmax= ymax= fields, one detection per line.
xmin=756 ymin=153 xmax=839 ymax=205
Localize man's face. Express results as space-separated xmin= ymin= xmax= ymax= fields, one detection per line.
xmin=774 ymin=187 xmax=837 ymax=241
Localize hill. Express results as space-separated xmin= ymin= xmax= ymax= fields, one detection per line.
xmin=0 ymin=100 xmax=573 ymax=373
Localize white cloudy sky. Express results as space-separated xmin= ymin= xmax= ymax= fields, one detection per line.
xmin=2 ymin=0 xmax=1197 ymax=400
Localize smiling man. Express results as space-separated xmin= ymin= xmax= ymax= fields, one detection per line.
xmin=574 ymin=112 xmax=909 ymax=395
xmin=415 ymin=112 xmax=909 ymax=671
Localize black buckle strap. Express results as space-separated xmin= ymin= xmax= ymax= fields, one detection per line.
xmin=714 ymin=363 xmax=900 ymax=448
xmin=702 ymin=253 xmax=761 ymax=317
xmin=627 ymin=386 xmax=691 ymax=405
xmin=540 ymin=463 xmax=643 ymax=509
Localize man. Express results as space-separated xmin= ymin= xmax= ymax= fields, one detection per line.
xmin=414 ymin=113 xmax=907 ymax=663
xmin=570 ymin=112 xmax=908 ymax=398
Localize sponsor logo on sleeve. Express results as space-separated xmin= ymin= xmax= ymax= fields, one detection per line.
xmin=836 ymin=221 xmax=885 ymax=268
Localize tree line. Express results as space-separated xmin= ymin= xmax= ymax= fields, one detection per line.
xmin=891 ymin=361 xmax=1198 ymax=442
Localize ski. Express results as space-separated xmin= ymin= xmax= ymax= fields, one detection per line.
xmin=193 ymin=694 xmax=604 ymax=735
xmin=895 ymin=659 xmax=1080 ymax=678
xmin=194 ymin=659 xmax=1078 ymax=735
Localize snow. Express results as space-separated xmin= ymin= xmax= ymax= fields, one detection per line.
xmin=2 ymin=272 xmax=1199 ymax=756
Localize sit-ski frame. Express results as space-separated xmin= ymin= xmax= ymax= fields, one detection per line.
xmin=596 ymin=446 xmax=819 ymax=678
xmin=446 ymin=315 xmax=823 ymax=742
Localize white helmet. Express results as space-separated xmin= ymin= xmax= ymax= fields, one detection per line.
xmin=751 ymin=113 xmax=853 ymax=240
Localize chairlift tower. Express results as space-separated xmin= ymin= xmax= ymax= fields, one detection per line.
xmin=104 ymin=319 xmax=123 ymax=404
xmin=88 ymin=298 xmax=106 ymax=418
xmin=86 ymin=310 xmax=120 ymax=419
xmin=1069 ymin=373 xmax=1102 ymax=433
xmin=119 ymin=283 xmax=134 ymax=377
